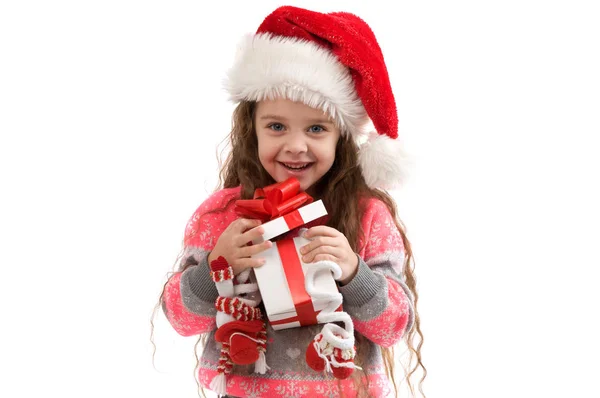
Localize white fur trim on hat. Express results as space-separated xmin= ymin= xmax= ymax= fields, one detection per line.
xmin=359 ymin=132 xmax=411 ymax=190
xmin=224 ymin=33 xmax=369 ymax=135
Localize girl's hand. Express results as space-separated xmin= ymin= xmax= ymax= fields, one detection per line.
xmin=299 ymin=226 xmax=359 ymax=285
xmin=208 ymin=219 xmax=272 ymax=275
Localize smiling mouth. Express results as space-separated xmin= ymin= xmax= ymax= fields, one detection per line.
xmin=280 ymin=162 xmax=314 ymax=170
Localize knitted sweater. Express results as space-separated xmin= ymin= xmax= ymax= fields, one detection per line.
xmin=162 ymin=186 xmax=414 ymax=397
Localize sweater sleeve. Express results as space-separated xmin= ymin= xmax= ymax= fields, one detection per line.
xmin=338 ymin=199 xmax=415 ymax=347
xmin=161 ymin=188 xmax=240 ymax=337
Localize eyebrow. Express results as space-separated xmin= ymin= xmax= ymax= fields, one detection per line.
xmin=258 ymin=114 xmax=334 ymax=125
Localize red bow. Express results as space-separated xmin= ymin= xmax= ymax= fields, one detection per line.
xmin=234 ymin=177 xmax=313 ymax=221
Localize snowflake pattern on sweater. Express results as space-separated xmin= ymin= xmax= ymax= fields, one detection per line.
xmin=161 ymin=186 xmax=414 ymax=397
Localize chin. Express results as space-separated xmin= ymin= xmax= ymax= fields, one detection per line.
xmin=299 ymin=181 xmax=312 ymax=192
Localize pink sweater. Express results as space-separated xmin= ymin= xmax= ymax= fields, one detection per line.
xmin=162 ymin=186 xmax=414 ymax=397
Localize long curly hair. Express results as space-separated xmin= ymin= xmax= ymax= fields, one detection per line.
xmin=211 ymin=101 xmax=427 ymax=396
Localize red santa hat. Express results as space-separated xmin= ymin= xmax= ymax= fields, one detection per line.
xmin=224 ymin=6 xmax=409 ymax=190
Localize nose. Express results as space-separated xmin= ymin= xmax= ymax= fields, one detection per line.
xmin=283 ymin=131 xmax=308 ymax=154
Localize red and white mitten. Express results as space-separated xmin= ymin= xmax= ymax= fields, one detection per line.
xmin=305 ymin=323 xmax=358 ymax=379
xmin=208 ymin=256 xmax=269 ymax=395
xmin=303 ymin=257 xmax=361 ymax=379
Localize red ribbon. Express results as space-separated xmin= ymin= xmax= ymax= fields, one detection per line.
xmin=234 ymin=177 xmax=313 ymax=222
xmin=269 ymin=306 xmax=343 ymax=327
xmin=275 ymin=238 xmax=318 ymax=327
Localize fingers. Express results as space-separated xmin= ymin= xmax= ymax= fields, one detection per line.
xmin=232 ymin=218 xmax=263 ymax=233
xmin=302 ymin=245 xmax=343 ymax=263
xmin=231 ymin=257 xmax=266 ymax=272
xmin=238 ymin=224 xmax=267 ymax=246
xmin=303 ymin=226 xmax=341 ymax=239
xmin=300 ymin=237 xmax=338 ymax=255
xmin=238 ymin=240 xmax=273 ymax=257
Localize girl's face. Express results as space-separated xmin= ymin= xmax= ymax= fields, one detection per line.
xmin=255 ymin=98 xmax=341 ymax=194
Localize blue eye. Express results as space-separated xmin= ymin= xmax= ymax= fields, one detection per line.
xmin=309 ymin=125 xmax=325 ymax=133
xmin=268 ymin=123 xmax=285 ymax=132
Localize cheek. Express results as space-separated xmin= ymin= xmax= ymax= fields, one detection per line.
xmin=257 ymin=135 xmax=278 ymax=164
xmin=317 ymin=138 xmax=338 ymax=166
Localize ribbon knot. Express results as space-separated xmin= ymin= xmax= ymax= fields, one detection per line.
xmin=234 ymin=177 xmax=313 ymax=221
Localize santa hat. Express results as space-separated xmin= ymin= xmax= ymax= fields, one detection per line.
xmin=224 ymin=6 xmax=409 ymax=190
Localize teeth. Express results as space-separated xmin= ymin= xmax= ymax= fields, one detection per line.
xmin=283 ymin=163 xmax=310 ymax=170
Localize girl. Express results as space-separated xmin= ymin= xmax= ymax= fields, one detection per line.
xmin=157 ymin=6 xmax=426 ymax=398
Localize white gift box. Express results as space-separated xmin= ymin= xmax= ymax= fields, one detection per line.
xmin=248 ymin=198 xmax=339 ymax=330
xmin=251 ymin=200 xmax=327 ymax=243
xmin=252 ymin=235 xmax=340 ymax=330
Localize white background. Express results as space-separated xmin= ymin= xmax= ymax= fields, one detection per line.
xmin=1 ymin=1 xmax=599 ymax=397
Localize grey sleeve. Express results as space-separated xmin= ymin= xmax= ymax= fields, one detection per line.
xmin=339 ymin=256 xmax=414 ymax=331
xmin=338 ymin=256 xmax=387 ymax=321
xmin=179 ymin=248 xmax=219 ymax=317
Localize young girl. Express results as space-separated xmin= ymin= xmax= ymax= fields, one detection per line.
xmin=158 ymin=6 xmax=425 ymax=397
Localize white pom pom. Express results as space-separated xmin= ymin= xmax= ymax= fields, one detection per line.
xmin=209 ymin=373 xmax=227 ymax=395
xmin=254 ymin=351 xmax=270 ymax=374
xmin=358 ymin=132 xmax=412 ymax=190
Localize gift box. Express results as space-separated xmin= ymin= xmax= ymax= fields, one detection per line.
xmin=252 ymin=199 xmax=327 ymax=242
xmin=234 ymin=177 xmax=328 ymax=244
xmin=235 ymin=177 xmax=340 ymax=330
xmin=252 ymin=235 xmax=340 ymax=330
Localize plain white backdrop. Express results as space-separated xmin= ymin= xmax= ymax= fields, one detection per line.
xmin=1 ymin=1 xmax=599 ymax=397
